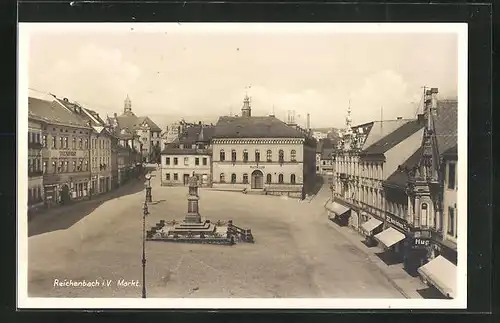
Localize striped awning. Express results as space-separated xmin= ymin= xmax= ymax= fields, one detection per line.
xmin=374 ymin=227 xmax=406 ymax=248
xmin=418 ymin=255 xmax=457 ymax=299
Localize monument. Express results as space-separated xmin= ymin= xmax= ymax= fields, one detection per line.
xmin=147 ymin=172 xmax=254 ymax=245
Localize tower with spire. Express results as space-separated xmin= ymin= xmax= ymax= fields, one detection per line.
xmin=241 ymin=94 xmax=252 ymax=117
xmin=124 ymin=94 xmax=132 ymax=114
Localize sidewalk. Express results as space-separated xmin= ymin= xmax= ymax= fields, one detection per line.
xmin=322 ymin=201 xmax=426 ymax=298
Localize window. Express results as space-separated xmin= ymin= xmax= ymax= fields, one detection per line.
xmin=59 ymin=137 xmax=63 ymax=149
xmin=78 ymin=159 xmax=83 ymax=171
xmin=52 ymin=161 xmax=56 ymax=173
xmin=448 ymin=163 xmax=456 ymax=189
xmin=421 ymin=203 xmax=428 ymax=227
xmin=28 ymin=133 xmax=32 ymax=143
xmin=220 ymin=173 xmax=225 ymax=183
xmin=231 ymin=173 xmax=236 ymax=184
xmin=255 ymin=150 xmax=260 ymax=162
xmin=43 ymin=161 xmax=47 ymax=173
xmin=84 ymin=160 xmax=88 ymax=171
xmin=278 ymin=174 xmax=284 ymax=183
xmin=79 ymin=138 xmax=83 ymax=149
xmin=58 ymin=161 xmax=63 ymax=172
xmin=203 ymin=157 xmax=207 ymax=166
xmin=195 ymin=158 xmax=200 ymax=166
xmin=278 ymin=150 xmax=284 ymax=163
xmin=322 ymin=161 xmax=326 ymax=166
xmin=64 ymin=161 xmax=69 ymax=172
xmin=64 ymin=137 xmax=68 ymax=148
xmin=52 ymin=136 xmax=56 ymax=148
xmin=165 ymin=157 xmax=170 ymax=165
xmin=173 ymin=173 xmax=178 ymax=180
xmin=231 ymin=149 xmax=236 ymax=162
xmin=266 ymin=174 xmax=272 ymax=183
xmin=447 ymin=207 xmax=455 ymax=236
xmin=166 ymin=173 xmax=171 ymax=180
xmin=184 ymin=157 xmax=189 ymax=166
xmin=42 ymin=135 xmax=47 ymax=147
xmin=174 ymin=157 xmax=178 ymax=165
xmin=243 ymin=149 xmax=248 ymax=162
xmin=85 ymin=139 xmax=89 ymax=149
xmin=243 ymin=173 xmax=249 ymax=184
xmin=72 ymin=137 xmax=76 ymax=149
xmin=266 ymin=150 xmax=272 ymax=162
xmin=220 ymin=149 xmax=225 ymax=161
xmin=291 ymin=174 xmax=296 ymax=184
xmin=28 ymin=159 xmax=32 ymax=173
xmin=290 ymin=150 xmax=296 ymax=162
xmin=73 ymin=160 xmax=77 ymax=172
xmin=316 ymin=166 xmax=320 ymax=171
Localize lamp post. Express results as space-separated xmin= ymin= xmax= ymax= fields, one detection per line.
xmin=145 ymin=173 xmax=152 ymax=203
xmin=141 ymin=201 xmax=148 ymax=298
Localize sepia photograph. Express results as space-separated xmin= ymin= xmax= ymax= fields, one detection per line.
xmin=18 ymin=23 xmax=467 ymax=309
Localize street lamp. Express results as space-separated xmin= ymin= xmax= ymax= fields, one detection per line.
xmin=141 ymin=201 xmax=149 ymax=298
xmin=145 ymin=173 xmax=152 ymax=203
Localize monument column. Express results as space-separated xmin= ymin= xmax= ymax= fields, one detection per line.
xmin=185 ymin=172 xmax=202 ymax=223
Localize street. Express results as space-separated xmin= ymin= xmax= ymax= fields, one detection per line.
xmin=28 ymin=172 xmax=404 ymax=298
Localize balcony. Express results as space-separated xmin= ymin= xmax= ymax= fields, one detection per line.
xmin=28 ymin=170 xmax=43 ymax=177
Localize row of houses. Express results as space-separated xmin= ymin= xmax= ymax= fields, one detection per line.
xmin=27 ymin=91 xmax=161 ymax=216
xmin=159 ymin=94 xmax=318 ymax=198
xmin=327 ymin=87 xmax=458 ymax=299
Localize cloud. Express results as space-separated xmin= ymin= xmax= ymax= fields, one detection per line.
xmin=31 ymin=43 xmax=141 ymax=114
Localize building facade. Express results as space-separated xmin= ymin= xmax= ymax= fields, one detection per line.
xmin=161 ymin=124 xmax=214 ymax=187
xmin=211 ymin=95 xmax=316 ymax=198
xmin=29 ymin=96 xmax=92 ymax=206
xmin=28 ymin=118 xmax=45 ymax=214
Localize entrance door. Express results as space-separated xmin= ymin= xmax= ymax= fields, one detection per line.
xmin=183 ymin=174 xmax=190 ymax=185
xmin=251 ymin=170 xmax=264 ymax=189
xmin=60 ymin=184 xmax=70 ymax=204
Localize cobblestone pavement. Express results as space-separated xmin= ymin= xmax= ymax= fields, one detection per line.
xmin=28 ymin=172 xmax=405 ymax=298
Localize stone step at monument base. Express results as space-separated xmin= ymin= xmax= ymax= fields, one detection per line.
xmin=244 ymin=188 xmax=266 ymax=195
xmin=169 ymin=223 xmax=217 ymax=235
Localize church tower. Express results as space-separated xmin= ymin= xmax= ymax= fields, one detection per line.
xmin=241 ymin=94 xmax=252 ymax=117
xmin=124 ymin=94 xmax=132 ymax=114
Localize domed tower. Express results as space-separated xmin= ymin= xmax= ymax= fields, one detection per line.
xmin=124 ymin=94 xmax=132 ymax=114
xmin=185 ymin=172 xmax=201 ymax=223
xmin=241 ymin=94 xmax=252 ymax=117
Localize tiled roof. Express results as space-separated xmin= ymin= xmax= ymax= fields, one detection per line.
xmin=434 ymin=99 xmax=458 ymax=156
xmin=137 ymin=116 xmax=162 ymax=132
xmin=384 ymin=147 xmax=423 ymax=189
xmin=361 ymin=119 xmax=424 ymax=155
xmin=213 ymin=116 xmax=306 ymax=139
xmin=28 ymin=97 xmax=90 ymax=128
xmin=361 ymin=119 xmax=410 ymax=149
xmin=160 ymin=147 xmax=211 ymax=156
xmin=116 ymin=114 xmax=162 ymax=132
xmin=177 ymin=125 xmax=215 ymax=144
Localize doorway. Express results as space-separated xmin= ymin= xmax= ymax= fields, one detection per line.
xmin=251 ymin=170 xmax=264 ymax=189
xmin=60 ymin=184 xmax=71 ymax=204
xmin=183 ymin=174 xmax=190 ymax=185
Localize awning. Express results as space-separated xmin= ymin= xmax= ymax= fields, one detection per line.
xmin=361 ymin=218 xmax=383 ymax=235
xmin=418 ymin=255 xmax=456 ymax=299
xmin=325 ymin=202 xmax=350 ymax=217
xmin=374 ymin=227 xmax=406 ymax=248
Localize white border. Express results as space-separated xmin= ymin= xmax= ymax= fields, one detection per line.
xmin=18 ymin=23 xmax=468 ymax=309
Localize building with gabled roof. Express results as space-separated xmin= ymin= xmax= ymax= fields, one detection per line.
xmin=108 ymin=95 xmax=162 ymax=163
xmin=211 ymin=94 xmax=316 ymax=198
xmin=160 ymin=123 xmax=215 ymax=187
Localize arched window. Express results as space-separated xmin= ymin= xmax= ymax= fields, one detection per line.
xmin=255 ymin=149 xmax=260 ymax=162
xmin=243 ymin=149 xmax=248 ymax=162
xmin=220 ymin=149 xmax=225 ymax=161
xmin=290 ymin=150 xmax=296 ymax=162
xmin=421 ymin=203 xmax=428 ymax=227
xmin=266 ymin=173 xmax=272 ymax=183
xmin=278 ymin=150 xmax=284 ymax=163
xmin=220 ymin=173 xmax=225 ymax=183
xmin=231 ymin=173 xmax=236 ymax=184
xmin=290 ymin=174 xmax=296 ymax=184
xmin=278 ymin=173 xmax=284 ymax=183
xmin=266 ymin=150 xmax=272 ymax=162
xmin=231 ymin=149 xmax=236 ymax=162
xmin=243 ymin=173 xmax=249 ymax=184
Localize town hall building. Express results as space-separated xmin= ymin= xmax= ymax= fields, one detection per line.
xmin=211 ymin=95 xmax=316 ymax=198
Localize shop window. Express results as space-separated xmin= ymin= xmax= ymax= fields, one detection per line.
xmin=242 ymin=173 xmax=249 ymax=184
xmin=266 ymin=174 xmax=272 ymax=183
xmin=231 ymin=173 xmax=236 ymax=184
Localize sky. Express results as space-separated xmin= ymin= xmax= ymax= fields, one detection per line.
xmin=27 ymin=24 xmax=459 ymax=129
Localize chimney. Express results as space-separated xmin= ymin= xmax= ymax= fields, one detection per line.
xmin=63 ymin=98 xmax=68 ymax=102
xmin=198 ymin=121 xmax=202 ymax=125
xmin=397 ymin=116 xmax=403 ymax=120
xmin=430 ymin=87 xmax=439 ymax=117
xmin=306 ymin=113 xmax=311 ymax=130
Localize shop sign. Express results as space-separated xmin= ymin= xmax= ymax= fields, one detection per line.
xmin=412 ymin=238 xmax=430 ymax=249
xmin=250 ymin=165 xmax=265 ymax=169
xmin=59 ymin=150 xmax=77 ymax=157
xmin=386 ymin=213 xmax=409 ymax=232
